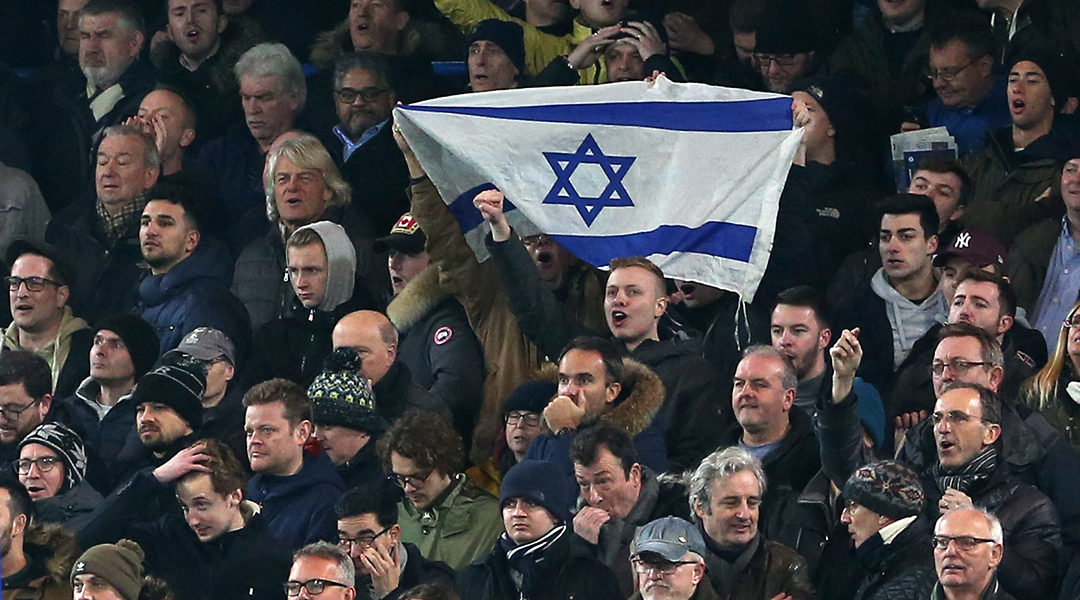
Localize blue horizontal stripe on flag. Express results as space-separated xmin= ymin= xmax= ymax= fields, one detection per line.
xmin=447 ymin=183 xmax=517 ymax=232
xmin=552 ymin=221 xmax=758 ymax=264
xmin=402 ymin=99 xmax=793 ymax=132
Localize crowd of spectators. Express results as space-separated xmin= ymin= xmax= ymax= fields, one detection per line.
xmin=2 ymin=0 xmax=1080 ymax=599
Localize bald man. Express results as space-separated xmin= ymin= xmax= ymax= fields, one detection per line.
xmin=126 ymin=88 xmax=197 ymax=178
xmin=332 ymin=310 xmax=449 ymax=424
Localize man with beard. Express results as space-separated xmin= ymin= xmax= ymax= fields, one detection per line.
xmin=321 ymin=52 xmax=409 ymax=235
xmin=0 ymin=477 xmax=76 ymax=598
xmin=770 ymin=285 xmax=885 ymax=444
xmin=0 ymin=352 xmax=54 ymax=474
xmin=112 ymin=363 xmax=204 ymax=486
xmin=136 ymin=182 xmax=250 ymax=356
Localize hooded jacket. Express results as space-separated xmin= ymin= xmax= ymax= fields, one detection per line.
xmin=4 ymin=525 xmax=78 ymax=600
xmin=247 ymin=449 xmax=345 ymax=548
xmin=389 ymin=264 xmax=486 ymax=445
xmin=526 ymin=358 xmax=668 ymax=493
xmin=34 ymin=479 xmax=104 ymax=535
xmin=398 ymin=474 xmax=504 ymax=571
xmin=869 ymin=269 xmax=947 ymax=370
xmin=833 ymin=268 xmax=944 ymax=395
xmin=2 ymin=306 xmax=91 ymax=398
xmin=242 ymin=221 xmax=364 ymax=390
xmin=138 ymin=237 xmax=251 ymax=358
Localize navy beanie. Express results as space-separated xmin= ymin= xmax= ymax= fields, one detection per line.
xmin=500 ymin=460 xmax=573 ymax=523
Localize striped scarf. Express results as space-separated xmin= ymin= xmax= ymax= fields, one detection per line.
xmin=932 ymin=446 xmax=998 ymax=494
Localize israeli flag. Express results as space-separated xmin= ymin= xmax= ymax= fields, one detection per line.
xmin=393 ymin=75 xmax=803 ymax=299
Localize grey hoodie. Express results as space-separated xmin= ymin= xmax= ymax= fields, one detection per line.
xmin=291 ymin=221 xmax=356 ymax=313
xmin=869 ymin=268 xmax=947 ymax=368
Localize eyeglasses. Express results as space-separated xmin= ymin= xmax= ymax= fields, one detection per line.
xmin=930 ymin=359 xmax=990 ymax=376
xmin=5 ymin=276 xmax=64 ymax=292
xmin=931 ymin=535 xmax=996 ymax=551
xmin=630 ymin=558 xmax=699 ymax=575
xmin=335 ymin=86 xmax=390 ymax=104
xmin=1064 ymin=316 xmax=1080 ymax=328
xmin=15 ymin=456 xmax=61 ymax=475
xmin=753 ymin=53 xmax=800 ymax=68
xmin=0 ymin=398 xmax=41 ymax=421
xmin=931 ymin=410 xmax=990 ymax=426
xmin=505 ymin=412 xmax=542 ymax=427
xmin=925 ymin=58 xmax=978 ymax=82
xmin=521 ymin=234 xmax=551 ymax=247
xmin=338 ymin=527 xmax=390 ymax=549
xmin=283 ymin=578 xmax=349 ymax=596
xmin=390 ymin=469 xmax=433 ymax=489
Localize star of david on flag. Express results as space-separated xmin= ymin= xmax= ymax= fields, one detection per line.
xmin=393 ymin=75 xmax=803 ymax=299
xmin=542 ymin=133 xmax=636 ymax=226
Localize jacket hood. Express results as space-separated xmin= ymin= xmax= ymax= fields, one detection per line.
xmin=602 ymin=359 xmax=665 ymax=438
xmin=23 ymin=523 xmax=78 ymax=588
xmin=870 ymin=269 xmax=946 ymax=366
xmin=293 ymin=221 xmax=356 ymax=313
xmin=386 ymin=264 xmax=453 ymax=332
xmin=138 ymin=237 xmax=234 ymax=306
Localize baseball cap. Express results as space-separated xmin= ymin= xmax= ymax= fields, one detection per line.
xmin=373 ymin=213 xmax=426 ymax=254
xmin=932 ymin=229 xmax=1007 ymax=269
xmin=630 ymin=517 xmax=707 ymax=561
xmin=169 ymin=327 xmax=236 ymax=365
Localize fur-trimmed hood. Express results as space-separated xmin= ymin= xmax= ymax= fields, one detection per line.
xmin=602 ymin=359 xmax=665 ymax=438
xmin=309 ymin=18 xmax=445 ymax=70
xmin=22 ymin=523 xmax=78 ymax=589
xmin=540 ymin=358 xmax=666 ymax=439
xmin=386 ymin=264 xmax=453 ymax=332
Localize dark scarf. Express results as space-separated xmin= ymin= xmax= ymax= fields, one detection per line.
xmin=701 ymin=526 xmax=760 ymax=598
xmin=932 ymin=446 xmax=998 ymax=494
xmin=497 ymin=524 xmax=568 ymax=597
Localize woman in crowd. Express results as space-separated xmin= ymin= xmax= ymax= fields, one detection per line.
xmin=1019 ymin=298 xmax=1080 ymax=452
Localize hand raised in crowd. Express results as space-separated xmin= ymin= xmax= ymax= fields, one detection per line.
xmin=573 ymin=506 xmax=612 ymax=544
xmin=543 ymin=389 xmax=588 ymax=432
xmin=152 ymin=443 xmax=212 ymax=484
xmin=360 ymin=541 xmax=401 ymax=599
xmin=829 ymin=327 xmax=862 ymax=403
xmin=620 ymin=21 xmax=667 ymax=61
xmin=567 ymin=25 xmax=624 ymax=71
xmin=123 ymin=113 xmax=168 ymax=156
xmin=939 ymin=488 xmax=975 ymax=513
xmin=663 ymin=12 xmax=714 ymax=56
xmin=473 ymin=189 xmax=512 ymax=242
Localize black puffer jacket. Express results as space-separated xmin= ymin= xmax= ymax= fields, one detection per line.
xmin=851 ymin=516 xmax=936 ymax=600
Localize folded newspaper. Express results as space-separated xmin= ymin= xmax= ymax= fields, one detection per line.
xmin=890 ymin=126 xmax=958 ymax=191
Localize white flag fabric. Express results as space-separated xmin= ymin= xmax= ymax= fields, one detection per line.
xmin=393 ymin=75 xmax=802 ymax=299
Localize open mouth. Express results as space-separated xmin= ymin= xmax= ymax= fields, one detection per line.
xmin=610 ymin=310 xmax=628 ymax=326
xmin=390 ymin=275 xmax=404 ymax=287
xmin=1011 ymin=99 xmax=1026 ymax=114
xmin=185 ymin=27 xmax=201 ymax=41
xmin=536 ymin=251 xmax=553 ymax=265
xmin=938 ymin=439 xmax=955 ymax=452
